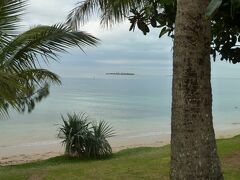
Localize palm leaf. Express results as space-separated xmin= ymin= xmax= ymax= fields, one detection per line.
xmin=0 ymin=24 xmax=99 ymax=73
xmin=17 ymin=68 xmax=61 ymax=85
xmin=92 ymin=120 xmax=115 ymax=138
xmin=0 ymin=1 xmax=99 ymax=116
xmin=58 ymin=113 xmax=114 ymax=158
xmin=58 ymin=113 xmax=90 ymax=156
xmin=0 ymin=0 xmax=27 ymax=47
xmin=67 ymin=0 xmax=144 ymax=29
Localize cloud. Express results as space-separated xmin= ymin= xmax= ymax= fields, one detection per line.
xmin=22 ymin=0 xmax=174 ymax=78
xmin=23 ymin=0 xmax=76 ymax=25
xmin=96 ymin=59 xmax=171 ymax=65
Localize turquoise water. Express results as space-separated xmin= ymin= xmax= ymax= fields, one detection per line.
xmin=0 ymin=76 xmax=240 ymax=148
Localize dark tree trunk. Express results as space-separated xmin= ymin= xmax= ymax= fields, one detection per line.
xmin=170 ymin=0 xmax=223 ymax=179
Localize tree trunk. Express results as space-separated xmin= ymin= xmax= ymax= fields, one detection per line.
xmin=170 ymin=0 xmax=223 ymax=179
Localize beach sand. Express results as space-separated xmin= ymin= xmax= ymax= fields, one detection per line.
xmin=0 ymin=128 xmax=239 ymax=166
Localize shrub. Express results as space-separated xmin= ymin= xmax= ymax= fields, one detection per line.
xmin=58 ymin=113 xmax=114 ymax=158
xmin=85 ymin=120 xmax=114 ymax=157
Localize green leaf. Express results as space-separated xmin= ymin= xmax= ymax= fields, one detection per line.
xmin=150 ymin=17 xmax=157 ymax=27
xmin=159 ymin=27 xmax=169 ymax=38
xmin=137 ymin=20 xmax=150 ymax=35
xmin=206 ymin=0 xmax=223 ymax=17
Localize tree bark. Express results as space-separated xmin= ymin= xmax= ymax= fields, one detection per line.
xmin=170 ymin=0 xmax=223 ymax=179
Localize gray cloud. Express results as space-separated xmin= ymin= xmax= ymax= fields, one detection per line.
xmin=21 ymin=0 xmax=240 ymax=79
xmin=22 ymin=1 xmax=174 ymax=78
xmin=23 ymin=0 xmax=76 ymax=25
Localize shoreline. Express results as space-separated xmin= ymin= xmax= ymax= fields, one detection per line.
xmin=0 ymin=128 xmax=239 ymax=166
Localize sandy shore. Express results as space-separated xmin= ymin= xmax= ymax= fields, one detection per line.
xmin=0 ymin=128 xmax=239 ymax=166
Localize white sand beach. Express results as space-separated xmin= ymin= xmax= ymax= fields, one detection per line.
xmin=0 ymin=128 xmax=239 ymax=166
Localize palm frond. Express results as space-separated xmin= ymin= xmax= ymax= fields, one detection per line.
xmin=100 ymin=0 xmax=144 ymax=28
xmin=67 ymin=0 xmax=144 ymax=29
xmin=17 ymin=68 xmax=61 ymax=85
xmin=0 ymin=1 xmax=99 ymax=116
xmin=0 ymin=64 xmax=62 ymax=114
xmin=58 ymin=113 xmax=90 ymax=156
xmin=67 ymin=0 xmax=102 ymax=29
xmin=0 ymin=24 xmax=99 ymax=73
xmin=0 ymin=0 xmax=27 ymax=47
xmin=92 ymin=120 xmax=115 ymax=138
xmin=0 ymin=70 xmax=29 ymax=102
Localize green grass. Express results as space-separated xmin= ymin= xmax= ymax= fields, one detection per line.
xmin=0 ymin=135 xmax=239 ymax=180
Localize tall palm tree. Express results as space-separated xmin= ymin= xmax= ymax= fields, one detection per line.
xmin=171 ymin=0 xmax=223 ymax=178
xmin=0 ymin=0 xmax=98 ymax=116
xmin=66 ymin=0 xmax=225 ymax=178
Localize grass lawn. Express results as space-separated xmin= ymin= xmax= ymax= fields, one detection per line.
xmin=0 ymin=135 xmax=239 ymax=180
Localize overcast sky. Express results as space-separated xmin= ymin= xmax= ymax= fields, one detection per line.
xmin=22 ymin=0 xmax=240 ymax=79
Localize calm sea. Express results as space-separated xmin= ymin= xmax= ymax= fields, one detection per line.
xmin=0 ymin=76 xmax=240 ymax=149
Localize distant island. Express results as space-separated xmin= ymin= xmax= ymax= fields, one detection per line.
xmin=105 ymin=72 xmax=135 ymax=75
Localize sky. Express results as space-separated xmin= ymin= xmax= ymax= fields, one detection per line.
xmin=22 ymin=0 xmax=240 ymax=79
